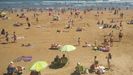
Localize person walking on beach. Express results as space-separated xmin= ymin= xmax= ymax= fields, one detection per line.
xmin=118 ymin=30 xmax=123 ymax=42
xmin=106 ymin=53 xmax=112 ymax=69
xmin=13 ymin=32 xmax=17 ymax=43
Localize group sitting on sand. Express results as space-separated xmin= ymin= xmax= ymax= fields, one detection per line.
xmin=49 ymin=54 xmax=68 ymax=69
xmin=0 ymin=29 xmax=17 ymax=44
xmin=50 ymin=43 xmax=62 ymax=49
xmin=0 ymin=5 xmax=128 ymax=75
xmin=5 ymin=61 xmax=25 ymax=75
xmin=73 ymin=54 xmax=112 ymax=75
xmin=81 ymin=29 xmax=123 ymax=52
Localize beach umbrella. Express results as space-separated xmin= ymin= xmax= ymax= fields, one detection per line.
xmin=1 ymin=12 xmax=6 ymax=15
xmin=59 ymin=45 xmax=76 ymax=64
xmin=59 ymin=45 xmax=76 ymax=52
xmin=30 ymin=61 xmax=48 ymax=72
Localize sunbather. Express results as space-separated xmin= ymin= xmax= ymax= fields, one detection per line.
xmin=60 ymin=54 xmax=68 ymax=66
xmin=7 ymin=61 xmax=16 ymax=75
xmin=75 ymin=63 xmax=85 ymax=74
xmin=51 ymin=55 xmax=61 ymax=68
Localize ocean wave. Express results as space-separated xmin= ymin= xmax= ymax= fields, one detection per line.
xmin=0 ymin=2 xmax=23 ymax=4
xmin=0 ymin=1 xmax=133 ymax=8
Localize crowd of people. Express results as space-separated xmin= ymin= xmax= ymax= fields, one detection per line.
xmin=0 ymin=6 xmax=130 ymax=75
xmin=0 ymin=29 xmax=17 ymax=43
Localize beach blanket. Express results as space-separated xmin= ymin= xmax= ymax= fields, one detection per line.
xmin=13 ymin=56 xmax=32 ymax=62
xmin=22 ymin=56 xmax=32 ymax=62
xmin=17 ymin=36 xmax=24 ymax=40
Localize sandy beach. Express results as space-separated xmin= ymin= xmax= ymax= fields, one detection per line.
xmin=0 ymin=8 xmax=133 ymax=75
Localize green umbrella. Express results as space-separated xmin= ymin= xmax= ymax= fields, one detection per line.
xmin=59 ymin=45 xmax=76 ymax=64
xmin=30 ymin=61 xmax=48 ymax=72
xmin=59 ymin=45 xmax=76 ymax=52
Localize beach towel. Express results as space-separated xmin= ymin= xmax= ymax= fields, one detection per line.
xmin=22 ymin=56 xmax=32 ymax=62
xmin=17 ymin=36 xmax=24 ymax=40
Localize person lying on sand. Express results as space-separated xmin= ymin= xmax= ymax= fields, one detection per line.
xmin=13 ymin=22 xmax=23 ymax=27
xmin=21 ymin=43 xmax=31 ymax=47
xmin=50 ymin=43 xmax=61 ymax=49
xmin=82 ymin=42 xmax=91 ymax=47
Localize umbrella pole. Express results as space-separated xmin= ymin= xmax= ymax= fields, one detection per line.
xmin=67 ymin=52 xmax=69 ymax=64
xmin=63 ymin=52 xmax=70 ymax=65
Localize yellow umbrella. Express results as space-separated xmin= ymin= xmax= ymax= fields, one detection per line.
xmin=30 ymin=61 xmax=48 ymax=72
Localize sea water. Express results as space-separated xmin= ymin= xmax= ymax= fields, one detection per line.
xmin=0 ymin=0 xmax=133 ymax=9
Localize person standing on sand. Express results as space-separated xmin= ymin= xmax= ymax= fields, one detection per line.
xmin=109 ymin=36 xmax=114 ymax=47
xmin=13 ymin=32 xmax=17 ymax=43
xmin=103 ymin=36 xmax=107 ymax=45
xmin=94 ymin=56 xmax=97 ymax=64
xmin=5 ymin=32 xmax=9 ymax=43
xmin=26 ymin=17 xmax=29 ymax=22
xmin=106 ymin=53 xmax=112 ymax=69
xmin=78 ymin=37 xmax=81 ymax=46
xmin=94 ymin=40 xmax=97 ymax=47
xmin=119 ymin=21 xmax=123 ymax=30
xmin=27 ymin=22 xmax=31 ymax=28
xmin=1 ymin=28 xmax=5 ymax=35
xmin=101 ymin=20 xmax=104 ymax=25
xmin=118 ymin=30 xmax=123 ymax=42
xmin=120 ymin=13 xmax=124 ymax=18
xmin=36 ymin=17 xmax=39 ymax=23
